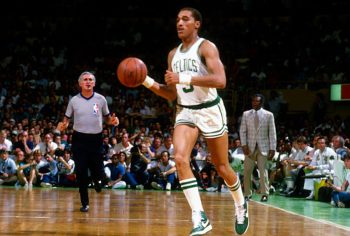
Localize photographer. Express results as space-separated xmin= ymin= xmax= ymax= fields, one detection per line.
xmin=130 ymin=141 xmax=151 ymax=189
xmin=0 ymin=149 xmax=17 ymax=185
xmin=56 ymin=148 xmax=76 ymax=187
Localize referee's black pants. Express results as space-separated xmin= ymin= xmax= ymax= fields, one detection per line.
xmin=72 ymin=131 xmax=105 ymax=207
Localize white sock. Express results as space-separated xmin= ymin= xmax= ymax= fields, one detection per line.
xmin=180 ymin=178 xmax=204 ymax=212
xmin=225 ymin=179 xmax=245 ymax=207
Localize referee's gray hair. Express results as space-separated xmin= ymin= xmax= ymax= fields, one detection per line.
xmin=78 ymin=71 xmax=96 ymax=82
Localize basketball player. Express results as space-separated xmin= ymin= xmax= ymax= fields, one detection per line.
xmin=57 ymin=71 xmax=119 ymax=212
xmin=141 ymin=7 xmax=249 ymax=235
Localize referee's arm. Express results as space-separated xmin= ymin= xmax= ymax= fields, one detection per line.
xmin=57 ymin=116 xmax=70 ymax=132
xmin=105 ymin=113 xmax=119 ymax=126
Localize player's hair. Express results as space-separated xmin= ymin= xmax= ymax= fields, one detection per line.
xmin=78 ymin=71 xmax=96 ymax=82
xmin=180 ymin=7 xmax=202 ymax=25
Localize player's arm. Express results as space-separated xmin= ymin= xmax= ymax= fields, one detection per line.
xmin=164 ymin=40 xmax=226 ymax=88
xmin=191 ymin=40 xmax=226 ymax=88
xmin=142 ymin=49 xmax=177 ymax=101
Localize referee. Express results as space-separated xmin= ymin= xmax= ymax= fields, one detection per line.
xmin=57 ymin=71 xmax=119 ymax=212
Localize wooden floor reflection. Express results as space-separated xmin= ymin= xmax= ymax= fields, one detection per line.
xmin=0 ymin=187 xmax=348 ymax=236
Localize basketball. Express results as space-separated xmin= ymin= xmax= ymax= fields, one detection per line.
xmin=117 ymin=57 xmax=147 ymax=88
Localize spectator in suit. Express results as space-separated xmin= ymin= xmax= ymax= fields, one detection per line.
xmin=239 ymin=94 xmax=276 ymax=202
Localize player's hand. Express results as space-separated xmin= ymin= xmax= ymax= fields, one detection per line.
xmin=164 ymin=70 xmax=179 ymax=85
xmin=109 ymin=113 xmax=119 ymax=126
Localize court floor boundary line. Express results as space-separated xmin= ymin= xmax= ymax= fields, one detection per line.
xmin=253 ymin=200 xmax=350 ymax=232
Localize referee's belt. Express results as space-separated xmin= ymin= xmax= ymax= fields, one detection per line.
xmin=177 ymin=96 xmax=221 ymax=110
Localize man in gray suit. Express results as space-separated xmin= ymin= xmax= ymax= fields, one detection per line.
xmin=240 ymin=94 xmax=277 ymax=202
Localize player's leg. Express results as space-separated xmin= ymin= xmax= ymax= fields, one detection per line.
xmin=173 ymin=124 xmax=212 ymax=235
xmin=207 ymin=134 xmax=249 ymax=235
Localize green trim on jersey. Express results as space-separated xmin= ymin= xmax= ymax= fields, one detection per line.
xmin=177 ymin=96 xmax=220 ymax=110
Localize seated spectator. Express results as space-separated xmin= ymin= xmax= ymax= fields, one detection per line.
xmin=0 ymin=129 xmax=13 ymax=152
xmin=15 ymin=150 xmax=36 ymax=189
xmin=56 ymin=148 xmax=76 ymax=187
xmin=147 ymin=138 xmax=163 ymax=186
xmin=200 ymin=153 xmax=219 ymax=191
xmin=151 ymin=151 xmax=176 ymax=191
xmin=190 ymin=148 xmax=202 ymax=189
xmin=282 ymin=136 xmax=313 ymax=194
xmin=33 ymin=132 xmax=58 ymax=158
xmin=331 ymin=135 xmax=348 ymax=161
xmin=130 ymin=143 xmax=151 ymax=189
xmin=32 ymin=149 xmax=58 ymax=188
xmin=327 ymin=153 xmax=350 ymax=207
xmin=228 ymin=138 xmax=245 ymax=181
xmin=331 ymin=135 xmax=350 ymax=187
xmin=104 ymin=153 xmax=127 ymax=189
xmin=112 ymin=132 xmax=134 ymax=165
xmin=12 ymin=131 xmax=33 ymax=155
xmin=193 ymin=140 xmax=208 ymax=171
xmin=160 ymin=135 xmax=174 ymax=158
xmin=111 ymin=151 xmax=142 ymax=189
xmin=0 ymin=149 xmax=17 ymax=185
xmin=54 ymin=134 xmax=66 ymax=151
xmin=303 ymin=136 xmax=337 ymax=200
xmin=101 ymin=135 xmax=111 ymax=162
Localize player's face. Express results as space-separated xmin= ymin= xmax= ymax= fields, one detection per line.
xmin=79 ymin=75 xmax=95 ymax=91
xmin=176 ymin=10 xmax=200 ymax=39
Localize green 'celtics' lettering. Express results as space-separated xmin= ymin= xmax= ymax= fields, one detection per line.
xmin=183 ymin=85 xmax=194 ymax=93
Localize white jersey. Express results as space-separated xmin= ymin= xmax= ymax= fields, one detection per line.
xmin=172 ymin=37 xmax=218 ymax=106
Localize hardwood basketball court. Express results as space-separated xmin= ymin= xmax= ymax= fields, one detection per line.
xmin=0 ymin=187 xmax=349 ymax=235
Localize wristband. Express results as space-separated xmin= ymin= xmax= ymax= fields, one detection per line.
xmin=179 ymin=74 xmax=192 ymax=85
xmin=142 ymin=76 xmax=155 ymax=88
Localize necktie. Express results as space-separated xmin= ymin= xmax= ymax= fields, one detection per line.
xmin=254 ymin=111 xmax=259 ymax=129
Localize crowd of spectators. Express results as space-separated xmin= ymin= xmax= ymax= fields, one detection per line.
xmin=1 ymin=1 xmax=350 ymax=208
